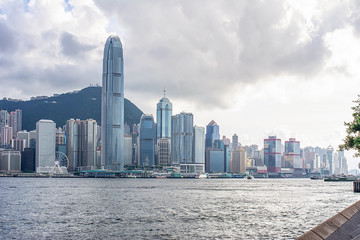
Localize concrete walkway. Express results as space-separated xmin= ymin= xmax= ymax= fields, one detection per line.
xmin=297 ymin=200 xmax=360 ymax=240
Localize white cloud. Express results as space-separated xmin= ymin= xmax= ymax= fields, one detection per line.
xmin=1 ymin=0 xmax=360 ymax=168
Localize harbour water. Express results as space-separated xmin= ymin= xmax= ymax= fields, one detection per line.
xmin=1 ymin=178 xmax=359 ymax=239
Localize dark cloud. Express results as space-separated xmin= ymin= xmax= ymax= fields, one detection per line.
xmin=60 ymin=31 xmax=95 ymax=57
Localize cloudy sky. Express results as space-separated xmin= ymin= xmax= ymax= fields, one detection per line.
xmin=1 ymin=0 xmax=360 ymax=169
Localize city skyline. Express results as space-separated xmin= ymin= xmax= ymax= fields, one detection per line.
xmin=0 ymin=1 xmax=360 ymax=168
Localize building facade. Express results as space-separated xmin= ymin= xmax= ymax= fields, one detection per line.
xmin=156 ymin=93 xmax=172 ymax=140
xmin=284 ymin=138 xmax=300 ymax=168
xmin=264 ymin=136 xmax=281 ymax=173
xmin=101 ymin=35 xmax=124 ymax=171
xmin=193 ymin=126 xmax=205 ymax=164
xmin=171 ymin=112 xmax=193 ymax=164
xmin=36 ymin=119 xmax=56 ymax=173
xmin=138 ymin=114 xmax=156 ymax=167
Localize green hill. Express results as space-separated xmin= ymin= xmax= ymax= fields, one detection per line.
xmin=0 ymin=86 xmax=143 ymax=130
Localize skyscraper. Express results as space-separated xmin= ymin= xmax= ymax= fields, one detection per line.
xmin=232 ymin=134 xmax=238 ymax=150
xmin=156 ymin=91 xmax=172 ymax=140
xmin=193 ymin=126 xmax=205 ymax=164
xmin=36 ymin=119 xmax=56 ymax=173
xmin=138 ymin=114 xmax=156 ymax=167
xmin=326 ymin=145 xmax=334 ymax=174
xmin=158 ymin=138 xmax=171 ymax=165
xmin=101 ymin=35 xmax=124 ymax=171
xmin=66 ymin=118 xmax=97 ymax=171
xmin=10 ymin=109 xmax=22 ymax=138
xmin=171 ymin=112 xmax=193 ymax=164
xmin=205 ymin=120 xmax=220 ymax=148
xmin=284 ymin=138 xmax=300 ymax=168
xmin=264 ymin=136 xmax=281 ymax=173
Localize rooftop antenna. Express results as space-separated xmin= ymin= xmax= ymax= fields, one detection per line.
xmin=163 ymin=89 xmax=166 ymax=98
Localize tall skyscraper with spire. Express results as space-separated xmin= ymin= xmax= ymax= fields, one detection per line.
xmin=101 ymin=35 xmax=124 ymax=171
xmin=156 ymin=90 xmax=172 ymax=140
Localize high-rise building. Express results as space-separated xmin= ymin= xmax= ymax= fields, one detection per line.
xmin=81 ymin=119 xmax=97 ymax=168
xmin=231 ymin=148 xmax=241 ymax=172
xmin=124 ymin=134 xmax=133 ymax=166
xmin=66 ymin=118 xmax=97 ymax=171
xmin=193 ymin=126 xmax=205 ymax=164
xmin=284 ymin=138 xmax=300 ymax=168
xmin=240 ymin=149 xmax=247 ymax=173
xmin=171 ymin=112 xmax=193 ymax=164
xmin=158 ymin=138 xmax=171 ymax=165
xmin=66 ymin=119 xmax=80 ymax=171
xmin=264 ymin=136 xmax=281 ymax=173
xmin=156 ymin=91 xmax=172 ymax=140
xmin=205 ymin=120 xmax=220 ymax=148
xmin=326 ymin=145 xmax=334 ymax=174
xmin=1 ymin=125 xmax=12 ymax=147
xmin=0 ymin=150 xmax=21 ymax=173
xmin=29 ymin=130 xmax=36 ymax=149
xmin=17 ymin=130 xmax=30 ymax=148
xmin=138 ymin=114 xmax=156 ymax=167
xmin=101 ymin=35 xmax=124 ymax=171
xmin=0 ymin=110 xmax=10 ymax=145
xmin=36 ymin=119 xmax=56 ymax=173
xmin=10 ymin=109 xmax=22 ymax=138
xmin=232 ymin=134 xmax=238 ymax=150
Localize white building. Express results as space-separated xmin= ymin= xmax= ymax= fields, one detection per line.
xmin=193 ymin=126 xmax=205 ymax=164
xmin=36 ymin=119 xmax=56 ymax=173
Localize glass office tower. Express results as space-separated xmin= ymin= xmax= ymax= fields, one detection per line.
xmin=264 ymin=136 xmax=281 ymax=173
xmin=156 ymin=93 xmax=172 ymax=140
xmin=101 ymin=35 xmax=124 ymax=171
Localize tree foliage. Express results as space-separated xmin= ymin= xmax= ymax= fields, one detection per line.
xmin=339 ymin=95 xmax=360 ymax=157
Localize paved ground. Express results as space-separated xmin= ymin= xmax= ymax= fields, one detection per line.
xmin=297 ymin=200 xmax=360 ymax=240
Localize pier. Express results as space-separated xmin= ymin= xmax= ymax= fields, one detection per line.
xmin=297 ymin=200 xmax=360 ymax=239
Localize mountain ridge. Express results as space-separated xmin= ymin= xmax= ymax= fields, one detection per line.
xmin=0 ymin=86 xmax=143 ymax=131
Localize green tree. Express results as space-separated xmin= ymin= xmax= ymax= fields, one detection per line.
xmin=339 ymin=95 xmax=360 ymax=157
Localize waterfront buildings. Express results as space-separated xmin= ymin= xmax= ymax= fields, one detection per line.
xmin=284 ymin=138 xmax=300 ymax=168
xmin=264 ymin=136 xmax=281 ymax=173
xmin=0 ymin=150 xmax=21 ymax=173
xmin=36 ymin=119 xmax=56 ymax=173
xmin=230 ymin=148 xmax=241 ymax=172
xmin=124 ymin=134 xmax=133 ymax=166
xmin=171 ymin=112 xmax=194 ymax=164
xmin=138 ymin=114 xmax=156 ymax=167
xmin=157 ymin=138 xmax=171 ymax=165
xmin=66 ymin=118 xmax=97 ymax=171
xmin=101 ymin=35 xmax=124 ymax=171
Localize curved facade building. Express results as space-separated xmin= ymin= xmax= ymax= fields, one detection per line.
xmin=156 ymin=94 xmax=172 ymax=140
xmin=101 ymin=35 xmax=124 ymax=171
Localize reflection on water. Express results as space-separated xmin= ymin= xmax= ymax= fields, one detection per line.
xmin=0 ymin=178 xmax=358 ymax=239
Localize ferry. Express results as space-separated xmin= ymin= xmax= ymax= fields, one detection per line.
xmin=195 ymin=173 xmax=208 ymax=179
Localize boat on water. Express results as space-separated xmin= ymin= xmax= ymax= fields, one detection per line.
xmin=195 ymin=173 xmax=208 ymax=179
xmin=245 ymin=175 xmax=254 ymax=180
xmin=310 ymin=175 xmax=323 ymax=180
xmin=155 ymin=176 xmax=167 ymax=179
xmin=324 ymin=175 xmax=357 ymax=182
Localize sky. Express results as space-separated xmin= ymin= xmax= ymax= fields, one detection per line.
xmin=1 ymin=0 xmax=360 ymax=169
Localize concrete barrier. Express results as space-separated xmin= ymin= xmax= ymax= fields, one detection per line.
xmin=297 ymin=200 xmax=360 ymax=240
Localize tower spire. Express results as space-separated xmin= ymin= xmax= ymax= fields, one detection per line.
xmin=163 ymin=89 xmax=166 ymax=98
